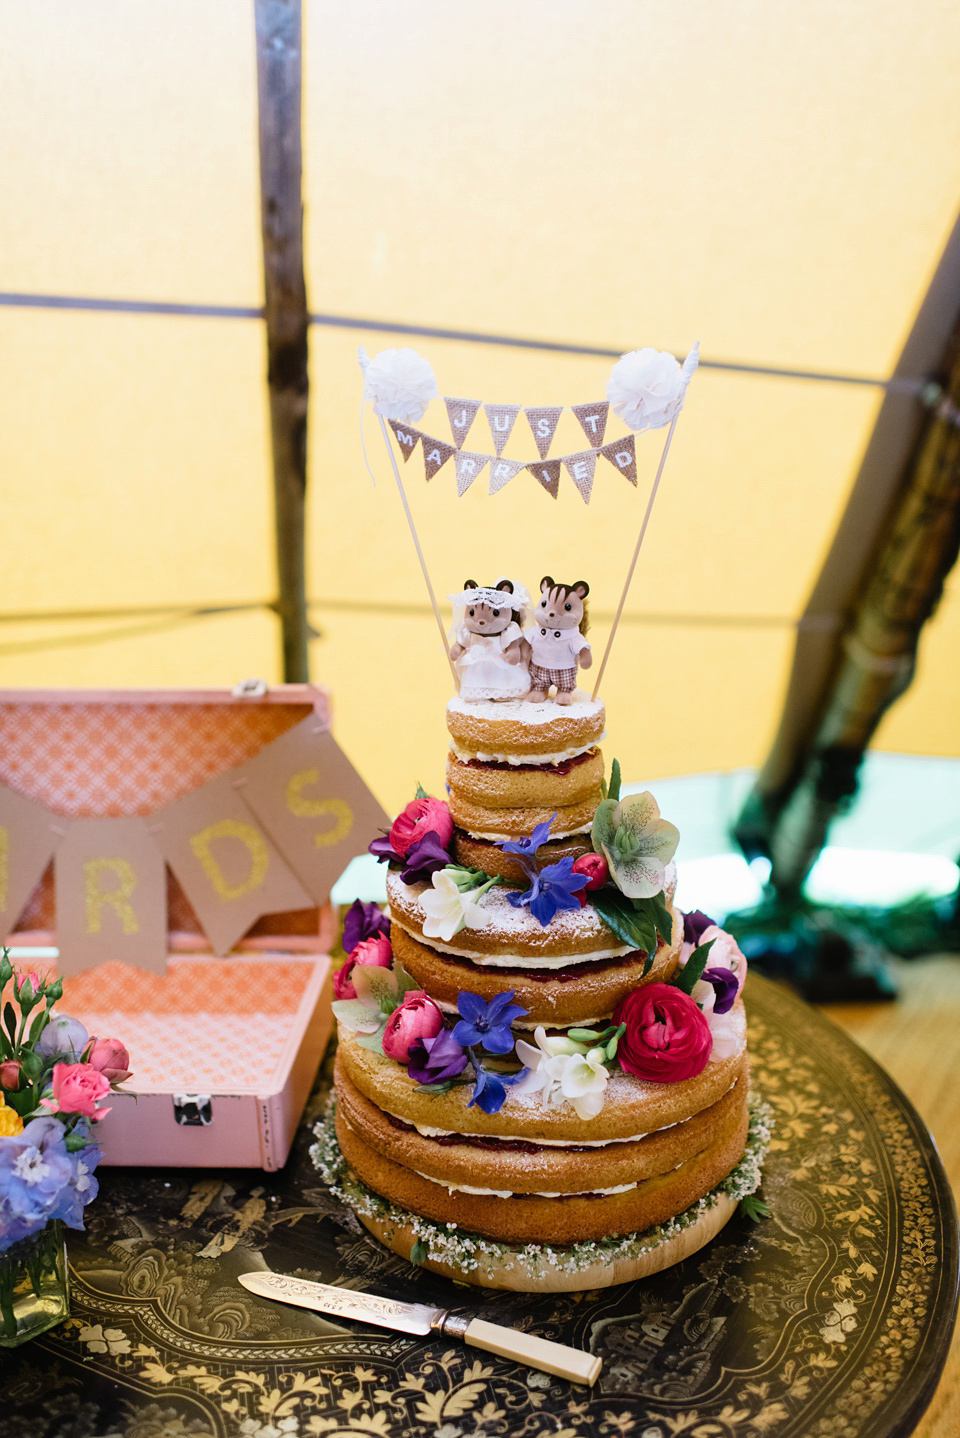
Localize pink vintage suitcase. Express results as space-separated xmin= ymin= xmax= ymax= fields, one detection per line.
xmin=0 ymin=685 xmax=344 ymax=1170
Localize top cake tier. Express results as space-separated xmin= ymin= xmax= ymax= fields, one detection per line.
xmin=447 ymin=694 xmax=605 ymax=764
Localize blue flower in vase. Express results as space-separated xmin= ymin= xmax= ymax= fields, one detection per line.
xmin=453 ymin=990 xmax=528 ymax=1055
xmin=507 ymin=856 xmax=589 ymax=927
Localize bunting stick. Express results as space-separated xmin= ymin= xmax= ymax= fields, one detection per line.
xmin=591 ymin=413 xmax=679 ymax=701
xmin=377 ymin=412 xmax=460 ymax=690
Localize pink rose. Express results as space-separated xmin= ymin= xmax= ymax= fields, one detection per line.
xmin=87 ymin=1038 xmax=132 ymax=1084
xmin=43 ymin=1061 xmax=112 ymax=1120
xmin=389 ymin=796 xmax=454 ymax=857
xmin=572 ymin=852 xmax=609 ymax=905
xmin=698 ymin=926 xmax=747 ymax=997
xmin=334 ymin=934 xmax=393 ymax=1000
xmin=381 ymin=991 xmax=445 ymax=1063
xmin=612 ymin=982 xmax=712 ymax=1083
xmin=0 ymin=1059 xmax=22 ymax=1090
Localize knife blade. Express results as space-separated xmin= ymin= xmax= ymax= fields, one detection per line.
xmin=239 ymin=1271 xmax=601 ymax=1386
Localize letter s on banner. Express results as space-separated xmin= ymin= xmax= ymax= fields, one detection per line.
xmin=286 ymin=768 xmax=354 ymax=847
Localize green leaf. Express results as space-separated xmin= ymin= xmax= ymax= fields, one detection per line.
xmin=3 ymin=1002 xmax=17 ymax=1047
xmin=591 ymin=889 xmax=657 ymax=956
xmin=28 ymin=1008 xmax=49 ymax=1044
xmin=65 ymin=1130 xmax=98 ymax=1153
xmin=19 ymin=1050 xmax=43 ymax=1081
xmin=0 ymin=950 xmax=12 ymax=988
xmin=673 ymin=938 xmax=716 ymax=995
xmin=608 ymin=757 xmax=622 ymax=803
xmin=739 ymin=1193 xmax=771 ymax=1222
xmin=393 ymin=963 xmax=421 ymax=997
xmin=355 ymin=1027 xmax=388 ymax=1055
xmin=414 ymin=783 xmax=429 ymax=799
xmin=410 ymin=1237 xmax=429 ymax=1264
xmin=415 ymin=1078 xmax=471 ymax=1094
xmin=645 ymin=889 xmax=674 ymax=946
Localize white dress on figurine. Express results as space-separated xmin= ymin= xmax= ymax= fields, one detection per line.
xmin=454 ymin=622 xmax=529 ymax=700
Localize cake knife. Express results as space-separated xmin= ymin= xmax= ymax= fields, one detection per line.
xmin=238 ymin=1271 xmax=601 ymax=1386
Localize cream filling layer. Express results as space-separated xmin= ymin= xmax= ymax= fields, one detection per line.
xmin=466 ymin=822 xmax=592 ymax=842
xmin=385 ymin=1107 xmax=678 ymax=1147
xmin=449 ymin=738 xmax=606 ymax=766
xmin=393 ymin=919 xmax=633 ymax=967
xmin=433 ymin=998 xmax=610 ymax=1031
xmin=413 ymin=1172 xmax=641 ymax=1199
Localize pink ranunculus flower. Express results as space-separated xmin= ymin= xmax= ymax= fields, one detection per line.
xmin=381 ymin=992 xmax=445 ymax=1064
xmin=86 ymin=1038 xmax=132 ymax=1085
xmin=697 ymin=926 xmax=747 ymax=997
xmin=389 ymin=796 xmax=454 ymax=857
xmin=333 ymin=934 xmax=393 ymax=1000
xmin=0 ymin=1059 xmax=22 ymax=1090
xmin=43 ymin=1062 xmax=112 ymax=1120
xmin=612 ymin=982 xmax=712 ymax=1083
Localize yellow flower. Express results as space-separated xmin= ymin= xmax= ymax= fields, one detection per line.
xmin=0 ymin=1103 xmax=23 ymax=1137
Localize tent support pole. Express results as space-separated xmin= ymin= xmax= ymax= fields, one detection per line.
xmin=255 ymin=0 xmax=310 ymax=682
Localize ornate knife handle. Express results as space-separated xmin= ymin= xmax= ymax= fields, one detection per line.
xmin=433 ymin=1312 xmax=601 ymax=1387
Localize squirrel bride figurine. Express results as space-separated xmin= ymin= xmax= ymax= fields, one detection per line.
xmin=525 ymin=576 xmax=592 ymax=705
xmin=449 ymin=579 xmax=531 ymax=701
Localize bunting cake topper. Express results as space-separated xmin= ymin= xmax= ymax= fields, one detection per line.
xmin=359 ymin=342 xmax=700 ymax=698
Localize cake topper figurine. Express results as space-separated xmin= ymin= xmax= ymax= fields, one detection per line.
xmin=526 ymin=578 xmax=591 ymax=705
xmin=449 ymin=580 xmax=531 ymax=701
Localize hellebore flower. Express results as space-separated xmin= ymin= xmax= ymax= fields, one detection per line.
xmin=452 ymin=990 xmax=527 ymax=1056
xmin=507 ymin=856 xmax=589 ymax=927
xmin=591 ymin=791 xmax=679 ymax=899
xmin=342 ymin=899 xmax=390 ymax=954
xmin=408 ymin=1029 xmax=469 ymax=1085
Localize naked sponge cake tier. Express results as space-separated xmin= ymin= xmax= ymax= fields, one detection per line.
xmin=313 ymin=634 xmax=769 ymax=1290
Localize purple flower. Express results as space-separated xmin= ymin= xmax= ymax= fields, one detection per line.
xmin=453 ymin=990 xmax=527 ymax=1055
xmin=35 ymin=1014 xmax=90 ymax=1062
xmin=507 ymin=857 xmax=589 ymax=927
xmin=342 ymin=900 xmax=390 ymax=955
xmin=500 ymin=815 xmax=556 ymax=858
xmin=369 ymin=833 xmax=401 ymax=865
xmin=0 ymin=1116 xmax=74 ymax=1251
xmin=683 ymin=909 xmax=716 ymax=947
xmin=399 ymin=830 xmax=452 ymax=884
xmin=468 ymin=1061 xmax=528 ymax=1115
xmin=702 ymin=966 xmax=739 ymax=1015
xmin=408 ymin=1029 xmax=469 ymax=1084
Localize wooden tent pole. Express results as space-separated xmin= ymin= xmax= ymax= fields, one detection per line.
xmin=255 ymin=0 xmax=310 ymax=682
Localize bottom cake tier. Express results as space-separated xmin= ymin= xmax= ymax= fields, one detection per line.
xmin=311 ymin=1096 xmax=772 ymax=1292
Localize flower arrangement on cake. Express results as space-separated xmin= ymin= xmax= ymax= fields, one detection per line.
xmin=0 ymin=950 xmax=131 ymax=1343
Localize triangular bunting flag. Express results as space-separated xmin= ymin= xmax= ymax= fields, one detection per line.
xmin=444 ymin=397 xmax=481 ymax=448
xmin=388 ymin=419 xmax=421 ymax=462
xmin=454 ymin=450 xmax=489 ymax=496
xmin=526 ymin=459 xmax=561 ymax=498
xmin=524 ymin=406 xmax=562 ymax=460
xmin=420 ymin=433 xmax=457 ymax=480
xmin=571 ymin=401 xmax=609 ymax=447
xmin=598 ymin=433 xmax=638 ymax=486
xmin=483 ymin=403 xmax=521 ymax=456
xmin=562 ymin=450 xmax=598 ymax=504
xmin=488 ymin=457 xmax=524 ymax=494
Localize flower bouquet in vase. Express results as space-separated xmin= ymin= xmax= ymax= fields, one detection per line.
xmin=0 ymin=949 xmax=131 ymax=1345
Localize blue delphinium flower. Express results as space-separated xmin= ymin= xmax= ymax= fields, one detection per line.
xmin=467 ymin=1059 xmax=529 ymax=1115
xmin=0 ymin=1116 xmax=74 ymax=1251
xmin=500 ymin=815 xmax=556 ymax=858
xmin=453 ymin=990 xmax=528 ymax=1055
xmin=507 ymin=856 xmax=589 ymax=927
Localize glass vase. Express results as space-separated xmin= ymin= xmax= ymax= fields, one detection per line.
xmin=0 ymin=1221 xmax=69 ymax=1346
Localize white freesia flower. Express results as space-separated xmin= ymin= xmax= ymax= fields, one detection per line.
xmin=606 ymin=343 xmax=698 ymax=432
xmin=420 ymin=869 xmax=490 ymax=943
xmin=361 ymin=346 xmax=438 ymax=422
xmin=514 ymin=1028 xmax=609 ymax=1120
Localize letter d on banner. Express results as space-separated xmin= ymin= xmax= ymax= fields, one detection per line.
xmin=55 ymin=818 xmax=168 ymax=975
xmin=153 ymin=769 xmax=313 ymax=955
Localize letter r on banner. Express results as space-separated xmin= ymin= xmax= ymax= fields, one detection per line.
xmin=84 ymin=858 xmax=140 ymax=935
xmin=55 ymin=817 xmax=169 ymax=975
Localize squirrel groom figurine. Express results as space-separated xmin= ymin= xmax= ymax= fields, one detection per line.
xmin=526 ymin=577 xmax=591 ymax=705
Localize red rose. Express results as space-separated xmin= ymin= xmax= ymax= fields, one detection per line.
xmin=612 ymin=982 xmax=711 ymax=1083
xmin=389 ymin=796 xmax=453 ymax=857
xmin=381 ymin=992 xmax=445 ymax=1063
xmin=572 ymin=852 xmax=609 ymax=905
xmin=334 ymin=934 xmax=393 ymax=1000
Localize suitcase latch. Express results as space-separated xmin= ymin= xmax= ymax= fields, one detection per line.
xmin=173 ymin=1094 xmax=213 ymax=1126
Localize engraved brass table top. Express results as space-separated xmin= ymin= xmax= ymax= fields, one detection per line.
xmin=0 ymin=974 xmax=956 ymax=1438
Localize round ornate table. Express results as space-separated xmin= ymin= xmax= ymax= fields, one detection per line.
xmin=0 ymin=974 xmax=956 ymax=1438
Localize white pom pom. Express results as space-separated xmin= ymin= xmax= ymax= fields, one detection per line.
xmin=362 ymin=347 xmax=438 ymax=423
xmin=606 ymin=345 xmax=696 ymax=432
